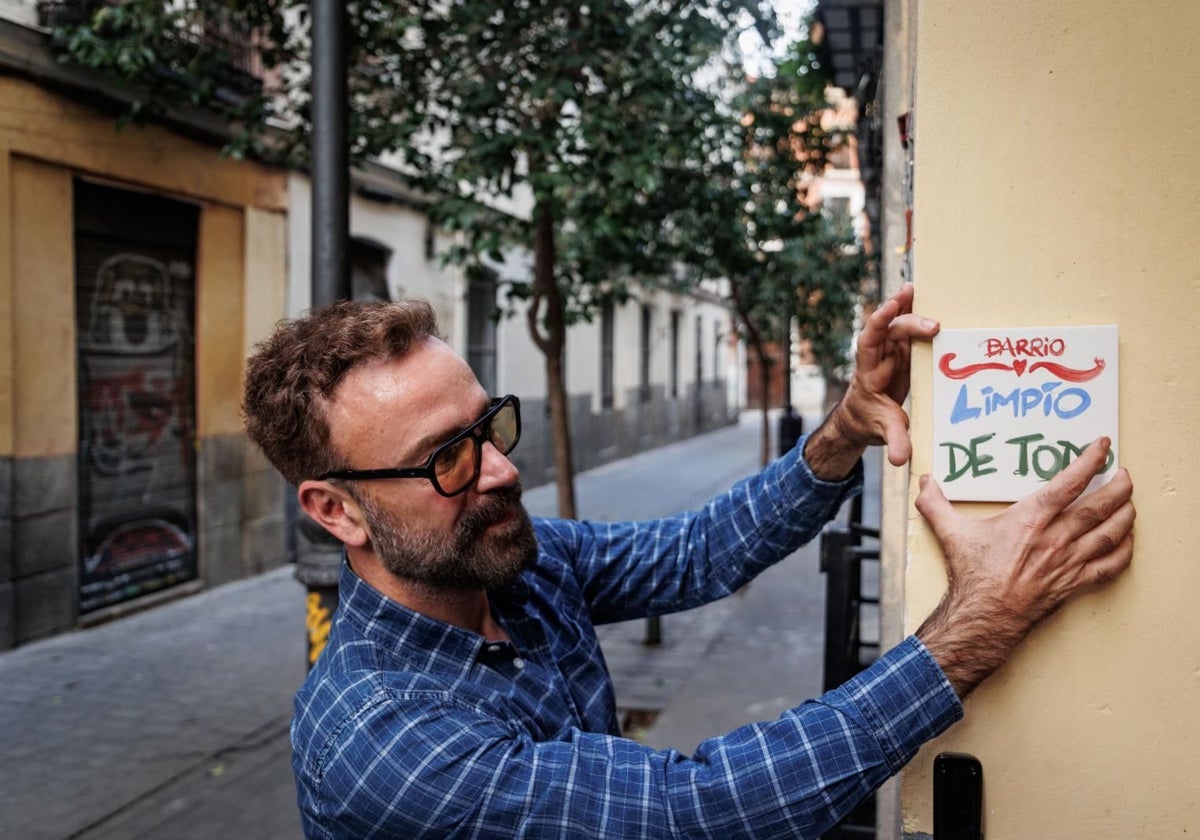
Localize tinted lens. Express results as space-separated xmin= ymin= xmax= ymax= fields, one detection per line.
xmin=489 ymin=403 xmax=519 ymax=455
xmin=433 ymin=436 xmax=479 ymax=495
xmin=428 ymin=397 xmax=519 ymax=496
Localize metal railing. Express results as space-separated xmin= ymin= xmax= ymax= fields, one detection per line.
xmin=820 ymin=497 xmax=882 ymax=839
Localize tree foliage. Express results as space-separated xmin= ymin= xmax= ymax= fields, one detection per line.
xmin=675 ymin=32 xmax=869 ymax=464
xmin=54 ymin=1 xmax=868 ymax=501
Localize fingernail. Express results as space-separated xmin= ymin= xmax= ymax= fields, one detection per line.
xmin=918 ymin=474 xmax=929 ymax=489
xmin=921 ymin=318 xmax=938 ymax=329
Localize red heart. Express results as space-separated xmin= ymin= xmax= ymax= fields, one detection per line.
xmin=1012 ymin=359 xmax=1028 ymax=376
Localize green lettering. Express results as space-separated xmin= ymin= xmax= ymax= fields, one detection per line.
xmin=941 ymin=433 xmax=997 ymax=482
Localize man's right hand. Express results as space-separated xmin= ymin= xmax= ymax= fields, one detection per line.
xmin=914 ymin=437 xmax=1135 ymax=699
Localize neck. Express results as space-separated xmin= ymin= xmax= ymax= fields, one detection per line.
xmin=347 ymin=551 xmax=510 ymax=641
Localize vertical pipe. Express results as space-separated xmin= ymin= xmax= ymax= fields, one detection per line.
xmin=297 ymin=0 xmax=349 ymax=669
xmin=310 ymin=0 xmax=349 ymax=306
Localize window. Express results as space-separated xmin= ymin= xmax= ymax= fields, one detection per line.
xmin=823 ymin=196 xmax=852 ymax=223
xmin=669 ymin=310 xmax=680 ymax=399
xmin=348 ymin=237 xmax=392 ymax=301
xmin=467 ymin=271 xmax=498 ymax=396
xmin=639 ymin=303 xmax=652 ymax=402
xmin=600 ymin=299 xmax=615 ymax=410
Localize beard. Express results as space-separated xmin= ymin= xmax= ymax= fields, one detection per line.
xmin=353 ymin=484 xmax=537 ymax=594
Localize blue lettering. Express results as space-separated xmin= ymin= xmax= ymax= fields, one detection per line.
xmin=950 ymin=381 xmax=1093 ymax=422
xmin=1040 ymin=381 xmax=1062 ymax=416
xmin=1052 ymin=387 xmax=1090 ymax=419
xmin=950 ymin=384 xmax=981 ymax=424
xmin=990 ymin=388 xmax=1020 ymax=416
xmin=1021 ymin=388 xmax=1043 ymax=415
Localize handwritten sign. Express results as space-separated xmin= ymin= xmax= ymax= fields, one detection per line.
xmin=932 ymin=325 xmax=1118 ymax=501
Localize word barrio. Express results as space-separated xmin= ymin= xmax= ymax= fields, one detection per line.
xmin=931 ymin=325 xmax=1119 ymax=501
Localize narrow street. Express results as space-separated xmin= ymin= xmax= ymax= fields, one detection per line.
xmin=0 ymin=413 xmax=879 ymax=839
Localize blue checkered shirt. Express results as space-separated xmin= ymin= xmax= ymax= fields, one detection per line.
xmin=292 ymin=438 xmax=963 ymax=838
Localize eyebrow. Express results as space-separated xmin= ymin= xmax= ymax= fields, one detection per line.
xmin=403 ymin=398 xmax=491 ymax=465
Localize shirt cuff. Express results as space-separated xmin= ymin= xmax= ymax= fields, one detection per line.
xmin=837 ymin=636 xmax=964 ymax=773
xmin=783 ymin=431 xmax=865 ymax=500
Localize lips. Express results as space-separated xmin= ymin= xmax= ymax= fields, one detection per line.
xmin=483 ymin=505 xmax=519 ymax=533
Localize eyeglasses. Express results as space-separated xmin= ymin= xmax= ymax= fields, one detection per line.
xmin=318 ymin=395 xmax=521 ymax=497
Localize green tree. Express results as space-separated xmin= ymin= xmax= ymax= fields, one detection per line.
xmin=56 ymin=0 xmax=770 ymax=518
xmin=783 ymin=215 xmax=869 ymax=409
xmin=681 ymin=29 xmax=868 ymax=466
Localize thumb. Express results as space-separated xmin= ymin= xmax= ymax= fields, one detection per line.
xmin=883 ymin=414 xmax=913 ymax=467
xmin=914 ymin=474 xmax=956 ymax=538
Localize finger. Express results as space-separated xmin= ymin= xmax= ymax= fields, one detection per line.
xmin=1068 ymin=496 xmax=1136 ymax=562
xmin=1023 ymin=437 xmax=1112 ymax=526
xmin=885 ymin=341 xmax=913 ymax=403
xmin=1075 ymin=532 xmax=1134 ymax=590
xmin=1062 ymin=467 xmax=1133 ymax=542
xmin=885 ymin=312 xmax=941 ymax=343
xmin=857 ymin=296 xmax=902 ymax=369
xmin=882 ymin=411 xmax=913 ymax=466
xmin=914 ymin=473 xmax=958 ymax=539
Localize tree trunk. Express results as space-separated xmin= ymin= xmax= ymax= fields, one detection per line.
xmin=528 ymin=198 xmax=578 ymax=519
xmin=754 ymin=342 xmax=772 ymax=467
xmin=546 ymin=351 xmax=577 ymax=518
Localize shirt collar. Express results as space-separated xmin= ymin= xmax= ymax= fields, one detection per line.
xmin=336 ymin=560 xmax=517 ymax=680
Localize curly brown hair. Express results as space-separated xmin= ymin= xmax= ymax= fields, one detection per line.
xmin=242 ymin=298 xmax=441 ymax=485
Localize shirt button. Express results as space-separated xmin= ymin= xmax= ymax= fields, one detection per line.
xmin=487 ymin=644 xmax=501 ymax=653
xmin=513 ymin=658 xmax=525 ymax=669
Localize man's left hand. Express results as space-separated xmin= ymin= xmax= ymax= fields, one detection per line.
xmin=805 ymin=282 xmax=939 ymax=479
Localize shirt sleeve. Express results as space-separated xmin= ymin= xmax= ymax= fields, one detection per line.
xmin=535 ymin=432 xmax=864 ymax=624
xmin=300 ymin=637 xmax=961 ymax=839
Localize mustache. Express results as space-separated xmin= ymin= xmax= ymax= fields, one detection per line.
xmin=459 ymin=483 xmax=526 ymax=534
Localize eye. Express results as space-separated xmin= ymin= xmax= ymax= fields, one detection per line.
xmin=433 ymin=437 xmax=471 ymax=477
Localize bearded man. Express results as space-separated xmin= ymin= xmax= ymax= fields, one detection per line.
xmin=242 ymin=286 xmax=1133 ymax=839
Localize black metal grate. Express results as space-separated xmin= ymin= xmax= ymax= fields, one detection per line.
xmin=820 ymin=505 xmax=882 ymax=838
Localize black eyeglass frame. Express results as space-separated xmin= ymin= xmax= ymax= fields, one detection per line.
xmin=317 ymin=394 xmax=521 ymax=497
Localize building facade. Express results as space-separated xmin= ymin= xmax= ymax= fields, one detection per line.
xmin=288 ymin=163 xmax=739 ymax=490
xmin=0 ymin=3 xmax=738 ymax=649
xmin=820 ymin=0 xmax=1200 ymax=835
xmin=0 ymin=10 xmax=289 ymax=648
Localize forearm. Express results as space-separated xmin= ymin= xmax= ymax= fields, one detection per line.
xmin=802 ymin=406 xmax=868 ymax=481
xmin=915 ymin=589 xmax=1033 ymax=700
xmin=556 ymin=438 xmax=862 ymax=623
xmin=680 ymin=637 xmax=961 ymax=836
xmin=307 ymin=640 xmax=961 ymax=838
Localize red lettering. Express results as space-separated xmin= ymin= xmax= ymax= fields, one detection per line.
xmin=982 ymin=336 xmax=1068 ymax=358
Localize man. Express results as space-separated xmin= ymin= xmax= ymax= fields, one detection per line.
xmin=242 ymin=283 xmax=1134 ymax=838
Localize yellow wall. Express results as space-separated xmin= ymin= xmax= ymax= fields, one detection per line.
xmin=9 ymin=157 xmax=74 ymax=458
xmin=196 ymin=204 xmax=246 ymax=438
xmin=0 ymin=79 xmax=286 ymax=213
xmin=902 ymin=1 xmax=1200 ymax=836
xmin=0 ymin=76 xmax=288 ymax=457
xmin=243 ymin=207 xmax=288 ymax=364
xmin=0 ymin=149 xmax=10 ymax=456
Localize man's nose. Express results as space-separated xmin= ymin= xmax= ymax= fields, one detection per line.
xmin=475 ymin=439 xmax=520 ymax=491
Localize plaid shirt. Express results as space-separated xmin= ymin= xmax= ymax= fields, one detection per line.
xmin=292 ymin=439 xmax=963 ymax=838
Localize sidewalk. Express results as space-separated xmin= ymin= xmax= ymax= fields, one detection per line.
xmin=0 ymin=413 xmax=878 ymax=839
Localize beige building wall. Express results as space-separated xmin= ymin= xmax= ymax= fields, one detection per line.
xmin=0 ymin=75 xmax=289 ymax=646
xmin=900 ymin=1 xmax=1200 ymax=836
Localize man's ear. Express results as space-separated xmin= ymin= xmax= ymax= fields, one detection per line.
xmin=297 ymin=480 xmax=369 ymax=548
